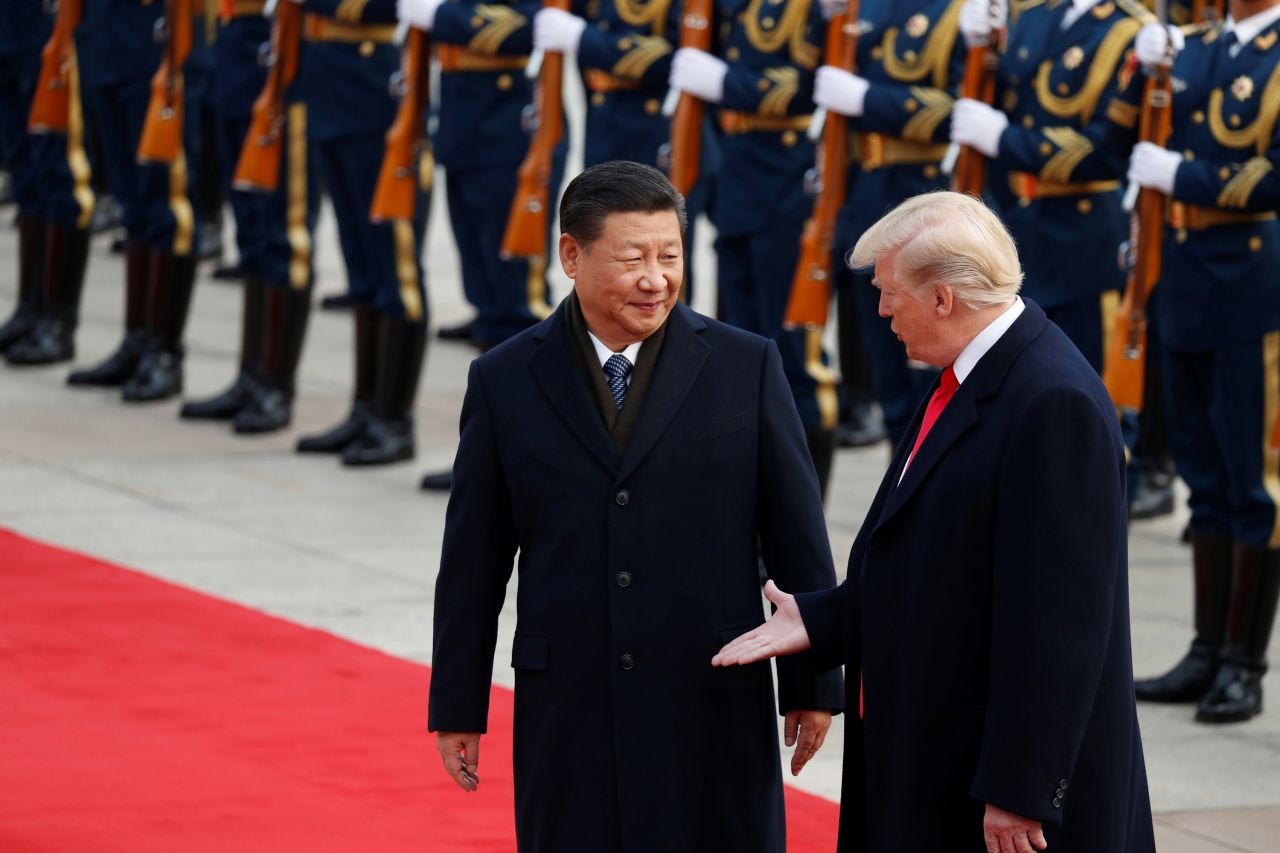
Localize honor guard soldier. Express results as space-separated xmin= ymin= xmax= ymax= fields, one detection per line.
xmin=289 ymin=0 xmax=432 ymax=466
xmin=179 ymin=0 xmax=320 ymax=433
xmin=666 ymin=0 xmax=842 ymax=493
xmin=811 ymin=0 xmax=966 ymax=449
xmin=949 ymin=0 xmax=1148 ymax=373
xmin=67 ymin=0 xmax=212 ymax=401
xmin=1117 ymin=5 xmax=1280 ymax=723
xmin=398 ymin=0 xmax=565 ymax=351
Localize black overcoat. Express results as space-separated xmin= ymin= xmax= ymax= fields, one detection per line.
xmin=429 ymin=300 xmax=844 ymax=853
xmin=798 ymin=301 xmax=1156 ymax=851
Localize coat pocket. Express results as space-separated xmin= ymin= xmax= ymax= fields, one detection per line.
xmin=510 ymin=635 xmax=549 ymax=672
xmin=686 ymin=412 xmax=750 ymax=442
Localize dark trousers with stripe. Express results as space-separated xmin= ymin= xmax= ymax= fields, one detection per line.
xmin=1165 ymin=334 xmax=1280 ymax=547
xmin=0 ymin=46 xmax=43 ymax=215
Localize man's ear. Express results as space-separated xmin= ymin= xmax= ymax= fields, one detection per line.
xmin=935 ymin=285 xmax=955 ymax=319
xmin=559 ymin=233 xmax=581 ymax=279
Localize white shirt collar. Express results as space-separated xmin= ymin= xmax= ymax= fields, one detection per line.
xmin=587 ymin=331 xmax=642 ymax=373
xmin=952 ymin=298 xmax=1025 ymax=384
xmin=1224 ymin=5 xmax=1280 ymax=50
xmin=1061 ymin=0 xmax=1103 ymax=29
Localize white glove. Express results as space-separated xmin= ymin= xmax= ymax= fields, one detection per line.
xmin=950 ymin=98 xmax=1008 ymax=158
xmin=533 ymin=7 xmax=587 ymax=54
xmin=1134 ymin=22 xmax=1184 ymax=68
xmin=397 ymin=0 xmax=442 ymax=30
xmin=669 ymin=47 xmax=728 ymax=103
xmin=814 ymin=66 xmax=869 ymax=117
xmin=959 ymin=0 xmax=1007 ymax=47
xmin=818 ymin=0 xmax=846 ymax=19
xmin=1127 ymin=141 xmax=1181 ymax=194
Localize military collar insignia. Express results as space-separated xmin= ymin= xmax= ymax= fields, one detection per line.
xmin=906 ymin=13 xmax=929 ymax=38
xmin=1232 ymin=75 xmax=1255 ymax=101
xmin=1017 ymin=46 xmax=1031 ymax=60
xmin=854 ymin=18 xmax=875 ymax=35
xmin=1063 ymin=45 xmax=1085 ymax=69
xmin=1171 ymin=76 xmax=1188 ymax=93
xmin=1091 ymin=1 xmax=1114 ymax=18
xmin=1255 ymin=30 xmax=1278 ymax=51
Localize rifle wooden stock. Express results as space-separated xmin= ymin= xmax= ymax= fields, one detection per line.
xmin=1103 ymin=69 xmax=1172 ymax=413
xmin=666 ymin=0 xmax=713 ymax=196
xmin=501 ymin=0 xmax=570 ymax=260
xmin=233 ymin=1 xmax=301 ymax=193
xmin=370 ymin=27 xmax=431 ymax=223
xmin=783 ymin=6 xmax=859 ymax=329
xmin=28 ymin=0 xmax=84 ymax=134
xmin=952 ymin=41 xmax=998 ymax=195
xmin=138 ymin=0 xmax=195 ymax=164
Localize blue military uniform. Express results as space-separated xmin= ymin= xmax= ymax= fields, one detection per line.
xmin=179 ymin=0 xmax=321 ymax=433
xmin=293 ymin=0 xmax=432 ymax=466
xmin=986 ymin=0 xmax=1148 ymax=372
xmin=835 ymin=0 xmax=965 ymax=446
xmin=433 ymin=0 xmax=565 ymax=348
xmin=67 ymin=0 xmax=214 ymax=399
xmin=1111 ymin=13 xmax=1280 ymax=722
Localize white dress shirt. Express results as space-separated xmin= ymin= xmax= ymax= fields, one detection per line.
xmin=587 ymin=331 xmax=642 ymax=387
xmin=1061 ymin=0 xmax=1103 ymax=30
xmin=1223 ymin=5 xmax=1280 ymax=57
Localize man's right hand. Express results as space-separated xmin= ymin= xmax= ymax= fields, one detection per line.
xmin=711 ymin=580 xmax=812 ymax=666
xmin=437 ymin=731 xmax=482 ymax=792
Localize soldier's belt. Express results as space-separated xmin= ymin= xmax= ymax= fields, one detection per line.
xmin=719 ymin=111 xmax=812 ymax=135
xmin=302 ymin=15 xmax=398 ymax=44
xmin=437 ymin=45 xmax=528 ymax=73
xmin=584 ymin=70 xmax=643 ymax=93
xmin=219 ymin=0 xmax=266 ymax=20
xmin=856 ymin=133 xmax=948 ymax=170
xmin=1008 ymin=173 xmax=1120 ymax=201
xmin=1167 ymin=202 xmax=1277 ymax=231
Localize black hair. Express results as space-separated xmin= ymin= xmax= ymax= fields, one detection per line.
xmin=558 ymin=160 xmax=687 ymax=246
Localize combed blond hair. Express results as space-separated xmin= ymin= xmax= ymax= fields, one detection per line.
xmin=849 ymin=191 xmax=1023 ymax=310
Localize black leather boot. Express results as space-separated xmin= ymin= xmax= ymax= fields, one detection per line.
xmin=68 ymin=243 xmax=152 ymax=386
xmin=804 ymin=425 xmax=837 ymax=505
xmin=1 ymin=216 xmax=47 ymax=352
xmin=297 ymin=303 xmax=378 ymax=453
xmin=1196 ymin=545 xmax=1280 ymax=723
xmin=1136 ymin=530 xmax=1233 ymax=702
xmin=235 ymin=285 xmax=311 ymax=434
xmin=123 ymin=251 xmax=198 ymax=402
xmin=6 ymin=223 xmax=90 ymax=365
xmin=342 ymin=314 xmax=427 ymax=466
xmin=180 ymin=277 xmax=266 ymax=419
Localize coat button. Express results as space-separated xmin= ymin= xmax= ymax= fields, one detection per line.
xmin=619 ymin=654 xmax=635 ymax=670
xmin=615 ymin=490 xmax=631 ymax=506
xmin=1055 ymin=788 xmax=1066 ymax=798
xmin=1059 ymin=779 xmax=1069 ymax=788
xmin=1052 ymin=797 xmax=1062 ymax=808
xmin=616 ymin=572 xmax=633 ymax=588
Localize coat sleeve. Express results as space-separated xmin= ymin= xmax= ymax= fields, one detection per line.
xmin=794 ymin=582 xmax=848 ymax=674
xmin=755 ymin=341 xmax=845 ymax=715
xmin=968 ymin=385 xmax=1126 ymax=825
xmin=427 ymin=361 xmax=520 ymax=734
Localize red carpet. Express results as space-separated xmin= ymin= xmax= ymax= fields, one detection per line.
xmin=0 ymin=529 xmax=840 ymax=851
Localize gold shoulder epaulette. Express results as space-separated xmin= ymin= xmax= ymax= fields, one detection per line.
xmin=1116 ymin=0 xmax=1156 ymax=23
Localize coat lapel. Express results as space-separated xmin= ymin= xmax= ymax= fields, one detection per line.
xmin=873 ymin=301 xmax=1048 ymax=533
xmin=616 ymin=302 xmax=711 ymax=483
xmin=527 ymin=304 xmax=619 ymax=477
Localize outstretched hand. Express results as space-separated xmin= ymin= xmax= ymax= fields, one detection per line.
xmin=711 ymin=580 xmax=812 ymax=666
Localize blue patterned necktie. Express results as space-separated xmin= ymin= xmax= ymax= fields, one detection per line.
xmin=603 ymin=354 xmax=633 ymax=411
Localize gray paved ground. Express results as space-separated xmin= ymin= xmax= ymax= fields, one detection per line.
xmin=2 ymin=183 xmax=1278 ymax=851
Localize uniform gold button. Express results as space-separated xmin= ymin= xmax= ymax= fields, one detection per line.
xmin=1230 ymin=114 xmax=1242 ymax=128
xmin=904 ymin=49 xmax=917 ymax=61
xmin=359 ymin=41 xmax=375 ymax=58
xmin=618 ymin=37 xmax=633 ymax=50
xmin=1219 ymin=167 xmax=1231 ymax=180
xmin=923 ymin=164 xmax=939 ymax=179
xmin=758 ymin=78 xmax=770 ymax=91
xmin=1040 ymin=142 xmax=1052 ymax=155
xmin=1057 ymin=82 xmax=1069 ymax=95
xmin=762 ymin=16 xmax=776 ymax=27
xmin=904 ymin=98 xmax=918 ymax=112
xmin=1023 ymin=115 xmax=1035 ymax=128
xmin=1077 ymin=199 xmax=1092 ymax=214
xmin=1192 ymin=110 xmax=1205 ymax=124
xmin=1019 ymin=197 xmax=1031 ymax=208
xmin=1176 ymin=228 xmax=1188 ymax=243
xmin=591 ymin=92 xmax=606 ymax=106
xmin=644 ymin=98 xmax=660 ymax=115
xmin=1003 ymin=91 xmax=1017 ymax=110
xmin=871 ymin=46 xmax=884 ymax=60
xmin=471 ymin=15 xmax=484 ymax=26
xmin=1184 ymin=150 xmax=1194 ymax=160
xmin=781 ymin=130 xmax=797 ymax=146
xmin=497 ymin=74 xmax=513 ymax=91
xmin=1250 ymin=236 xmax=1264 ymax=251
xmin=727 ymin=47 xmax=740 ymax=60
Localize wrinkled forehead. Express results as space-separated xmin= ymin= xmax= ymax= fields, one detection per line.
xmin=594 ymin=210 xmax=684 ymax=248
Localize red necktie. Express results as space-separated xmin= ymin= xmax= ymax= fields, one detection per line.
xmin=904 ymin=366 xmax=959 ymax=472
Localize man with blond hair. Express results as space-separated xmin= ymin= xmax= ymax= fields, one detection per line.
xmin=715 ymin=192 xmax=1155 ymax=852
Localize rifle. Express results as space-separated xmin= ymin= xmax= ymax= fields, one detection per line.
xmin=1190 ymin=0 xmax=1224 ymax=22
xmin=137 ymin=0 xmax=195 ymax=164
xmin=370 ymin=24 xmax=430 ymax=223
xmin=661 ymin=0 xmax=714 ymax=196
xmin=501 ymin=0 xmax=570 ymax=260
xmin=783 ymin=1 xmax=859 ymax=328
xmin=1102 ymin=66 xmax=1173 ymax=412
xmin=233 ymin=0 xmax=302 ymax=193
xmin=942 ymin=0 xmax=1004 ymax=193
xmin=28 ymin=0 xmax=83 ymax=134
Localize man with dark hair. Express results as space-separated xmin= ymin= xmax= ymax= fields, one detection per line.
xmin=427 ymin=159 xmax=843 ymax=853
